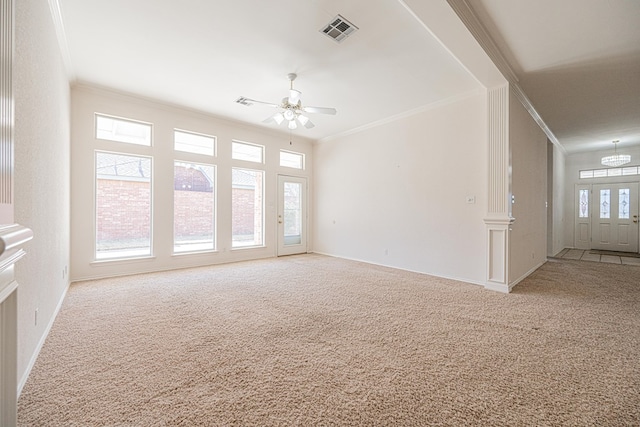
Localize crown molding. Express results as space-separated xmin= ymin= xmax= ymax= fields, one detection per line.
xmin=446 ymin=0 xmax=565 ymax=154
xmin=446 ymin=0 xmax=519 ymax=84
xmin=47 ymin=0 xmax=76 ymax=81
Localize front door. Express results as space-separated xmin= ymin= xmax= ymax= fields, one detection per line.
xmin=277 ymin=175 xmax=307 ymax=256
xmin=592 ymin=182 xmax=639 ymax=252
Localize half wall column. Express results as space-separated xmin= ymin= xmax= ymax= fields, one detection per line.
xmin=484 ymin=84 xmax=513 ymax=293
xmin=1 ymin=0 xmax=34 ymax=424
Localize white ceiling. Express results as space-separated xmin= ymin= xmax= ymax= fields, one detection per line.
xmin=56 ymin=0 xmax=640 ymax=152
xmin=468 ymin=0 xmax=640 ymax=154
xmin=57 ymin=0 xmax=480 ymax=141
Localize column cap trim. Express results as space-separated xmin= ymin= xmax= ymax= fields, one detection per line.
xmin=0 ymin=224 xmax=33 ymax=256
xmin=484 ymin=216 xmax=515 ymax=226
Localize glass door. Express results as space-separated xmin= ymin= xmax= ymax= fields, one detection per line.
xmin=277 ymin=175 xmax=307 ymax=256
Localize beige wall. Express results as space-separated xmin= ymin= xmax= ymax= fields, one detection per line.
xmin=14 ymin=0 xmax=71 ymax=392
xmin=508 ymin=91 xmax=548 ymax=284
xmin=549 ymin=142 xmax=566 ymax=257
xmin=71 ymin=86 xmax=314 ymax=281
xmin=313 ymin=91 xmax=487 ymax=285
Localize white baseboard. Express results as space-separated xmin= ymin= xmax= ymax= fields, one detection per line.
xmin=508 ymin=260 xmax=547 ymax=291
xmin=310 ymin=251 xmax=485 ymax=287
xmin=18 ymin=280 xmax=70 ymax=397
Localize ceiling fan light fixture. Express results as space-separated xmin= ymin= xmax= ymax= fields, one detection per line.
xmin=297 ymin=114 xmax=309 ymax=125
xmin=283 ymin=109 xmax=295 ymax=121
xmin=601 ymin=140 xmax=631 ymax=167
xmin=288 ymin=120 xmax=297 ymax=130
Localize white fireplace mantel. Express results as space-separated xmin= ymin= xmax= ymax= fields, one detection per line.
xmin=0 ymin=223 xmax=33 ymax=427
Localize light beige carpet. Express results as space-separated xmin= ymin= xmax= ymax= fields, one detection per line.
xmin=18 ymin=254 xmax=640 ymax=426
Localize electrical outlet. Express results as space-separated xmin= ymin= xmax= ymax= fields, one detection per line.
xmin=35 ymin=308 xmax=38 ymax=326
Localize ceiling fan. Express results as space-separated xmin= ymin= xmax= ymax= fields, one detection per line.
xmin=236 ymin=73 xmax=337 ymax=130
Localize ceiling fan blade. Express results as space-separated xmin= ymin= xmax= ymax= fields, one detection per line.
xmin=297 ymin=114 xmax=315 ymax=129
xmin=262 ymin=112 xmax=285 ymax=124
xmin=303 ymin=106 xmax=337 ymax=115
xmin=237 ymin=97 xmax=279 ymax=108
xmin=289 ymin=89 xmax=301 ymax=106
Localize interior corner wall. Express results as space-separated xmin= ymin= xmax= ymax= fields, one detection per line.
xmin=70 ymin=86 xmax=314 ymax=281
xmin=312 ymin=92 xmax=487 ymax=285
xmin=13 ymin=0 xmax=71 ymax=391
xmin=550 ymin=143 xmax=566 ymax=256
xmin=508 ymin=91 xmax=547 ymax=284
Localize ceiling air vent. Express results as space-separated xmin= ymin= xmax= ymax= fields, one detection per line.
xmin=235 ymin=97 xmax=253 ymax=106
xmin=320 ymin=15 xmax=358 ymax=43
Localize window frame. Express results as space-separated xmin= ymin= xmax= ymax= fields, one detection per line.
xmin=231 ymin=167 xmax=265 ymax=249
xmin=232 ymin=140 xmax=265 ymax=164
xmin=95 ymin=113 xmax=153 ymax=146
xmin=94 ymin=150 xmax=154 ymax=261
xmin=172 ymin=160 xmax=217 ymax=254
xmin=279 ymin=149 xmax=305 ymax=170
xmin=174 ymin=128 xmax=217 ymax=157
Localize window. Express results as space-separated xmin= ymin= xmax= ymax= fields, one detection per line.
xmin=95 ymin=151 xmax=152 ymax=259
xmin=174 ymin=129 xmax=216 ymax=156
xmin=600 ymin=189 xmax=610 ymax=219
xmin=232 ymin=141 xmax=264 ymax=163
xmin=619 ymin=188 xmax=630 ymax=219
xmin=580 ymin=166 xmax=640 ymax=179
xmin=579 ymin=189 xmax=589 ymax=218
xmin=280 ymin=150 xmax=305 ymax=169
xmin=232 ymin=168 xmax=264 ymax=248
xmin=96 ymin=114 xmax=152 ymax=146
xmin=174 ymin=162 xmax=216 ymax=253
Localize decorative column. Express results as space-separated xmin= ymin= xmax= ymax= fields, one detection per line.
xmin=484 ymin=84 xmax=513 ymax=293
xmin=0 ymin=226 xmax=33 ymax=426
xmin=1 ymin=0 xmax=34 ymax=425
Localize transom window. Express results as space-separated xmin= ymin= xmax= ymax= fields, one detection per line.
xmin=96 ymin=114 xmax=152 ymax=146
xmin=580 ymin=166 xmax=640 ymax=179
xmin=280 ymin=150 xmax=305 ymax=169
xmin=174 ymin=129 xmax=216 ymax=156
xmin=232 ymin=140 xmax=264 ymax=163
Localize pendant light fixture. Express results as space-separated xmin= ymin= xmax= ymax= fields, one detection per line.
xmin=601 ymin=140 xmax=630 ymax=167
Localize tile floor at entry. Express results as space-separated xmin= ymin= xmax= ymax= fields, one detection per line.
xmin=556 ymin=248 xmax=640 ymax=266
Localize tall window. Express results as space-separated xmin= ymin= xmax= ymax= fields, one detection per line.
xmin=174 ymin=162 xmax=216 ymax=253
xmin=232 ymin=168 xmax=264 ymax=247
xmin=95 ymin=151 xmax=152 ymax=259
